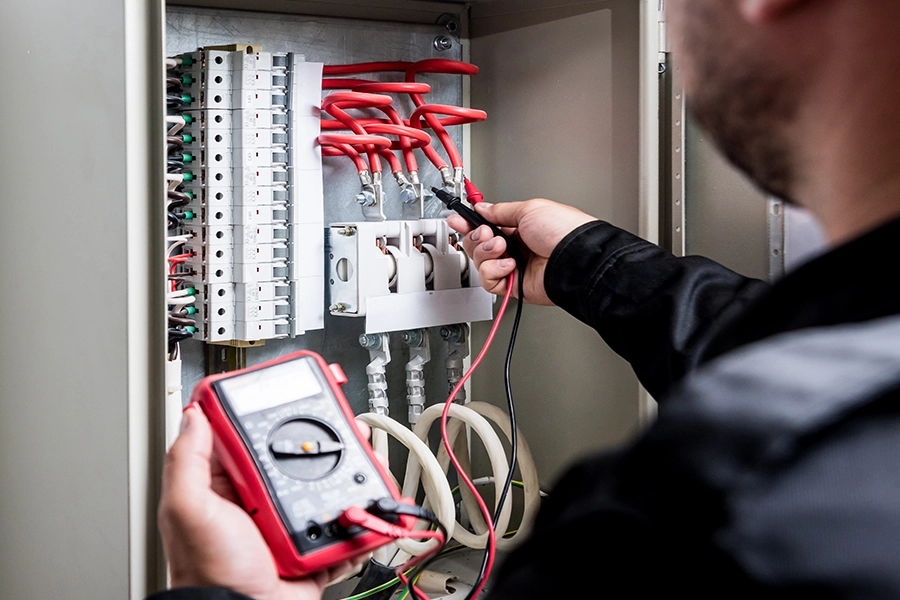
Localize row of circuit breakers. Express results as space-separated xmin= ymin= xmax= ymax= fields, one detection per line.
xmin=170 ymin=47 xmax=493 ymax=343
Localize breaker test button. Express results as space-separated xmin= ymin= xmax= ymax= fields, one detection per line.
xmin=328 ymin=363 xmax=348 ymax=386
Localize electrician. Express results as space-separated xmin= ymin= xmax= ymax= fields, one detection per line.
xmin=150 ymin=0 xmax=900 ymax=598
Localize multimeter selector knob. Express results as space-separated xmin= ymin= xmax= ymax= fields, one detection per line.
xmin=268 ymin=418 xmax=344 ymax=481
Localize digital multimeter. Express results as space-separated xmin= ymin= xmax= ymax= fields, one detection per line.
xmin=189 ymin=350 xmax=414 ymax=578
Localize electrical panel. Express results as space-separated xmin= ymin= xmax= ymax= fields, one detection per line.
xmin=166 ymin=44 xmax=493 ymax=346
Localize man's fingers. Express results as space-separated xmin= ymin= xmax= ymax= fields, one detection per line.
xmin=474 ymin=201 xmax=528 ymax=227
xmin=160 ymin=405 xmax=215 ymax=521
xmin=479 ymin=259 xmax=517 ymax=296
xmin=447 ymin=214 xmax=473 ymax=236
xmin=460 ymin=224 xmax=496 ymax=262
xmin=472 ymin=233 xmax=507 ymax=265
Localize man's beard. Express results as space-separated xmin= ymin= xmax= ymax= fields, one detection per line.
xmin=681 ymin=3 xmax=800 ymax=203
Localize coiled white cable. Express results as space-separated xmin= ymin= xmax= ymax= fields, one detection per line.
xmin=357 ymin=401 xmax=539 ymax=565
xmin=355 ymin=413 xmax=456 ymax=557
xmin=459 ymin=402 xmax=540 ymax=550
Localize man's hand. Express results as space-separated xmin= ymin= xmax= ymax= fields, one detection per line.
xmin=448 ymin=199 xmax=596 ymax=305
xmin=158 ymin=406 xmax=359 ymax=600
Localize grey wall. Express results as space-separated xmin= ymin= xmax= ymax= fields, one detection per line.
xmin=0 ymin=1 xmax=165 ymax=598
xmin=685 ymin=116 xmax=770 ymax=281
xmin=469 ymin=1 xmax=643 ymax=487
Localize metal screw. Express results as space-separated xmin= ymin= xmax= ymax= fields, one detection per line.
xmin=355 ymin=190 xmax=376 ymax=206
xmin=354 ymin=473 xmax=367 ymax=484
xmin=399 ymin=185 xmax=418 ymax=204
xmin=359 ymin=333 xmax=382 ymax=349
xmin=434 ymin=36 xmax=453 ymax=52
xmin=658 ymin=62 xmax=667 ymax=75
xmin=437 ymin=13 xmax=461 ymax=35
xmin=330 ymin=302 xmax=347 ymax=313
xmin=337 ymin=227 xmax=356 ymax=237
xmin=440 ymin=324 xmax=463 ymax=343
xmin=401 ymin=329 xmax=424 ymax=347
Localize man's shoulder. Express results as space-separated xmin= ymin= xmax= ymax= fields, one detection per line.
xmin=640 ymin=315 xmax=900 ymax=593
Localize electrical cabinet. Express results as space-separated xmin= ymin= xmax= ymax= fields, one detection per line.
xmin=0 ymin=1 xmax=790 ymax=599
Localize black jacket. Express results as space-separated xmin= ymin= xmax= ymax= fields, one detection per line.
xmin=151 ymin=218 xmax=900 ymax=599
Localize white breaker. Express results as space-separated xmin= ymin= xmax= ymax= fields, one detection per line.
xmin=175 ymin=48 xmax=324 ymax=342
xmin=329 ymin=219 xmax=494 ymax=334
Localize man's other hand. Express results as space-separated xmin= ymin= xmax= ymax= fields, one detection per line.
xmin=448 ymin=199 xmax=596 ymax=305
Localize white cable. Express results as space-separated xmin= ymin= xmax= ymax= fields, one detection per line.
xmin=166 ymin=173 xmax=185 ymax=192
xmin=167 ymin=296 xmax=196 ymax=307
xmin=167 ymin=238 xmax=191 ymax=258
xmin=166 ymin=288 xmax=193 ymax=299
xmin=410 ymin=403 xmax=512 ymax=550
xmin=166 ymin=116 xmax=186 ymax=136
xmin=463 ymin=402 xmax=540 ymax=550
xmin=355 ymin=413 xmax=456 ymax=558
xmin=165 ymin=58 xmax=177 ymax=69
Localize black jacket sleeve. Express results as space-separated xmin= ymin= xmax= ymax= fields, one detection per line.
xmin=145 ymin=588 xmax=255 ymax=600
xmin=544 ymin=221 xmax=768 ymax=398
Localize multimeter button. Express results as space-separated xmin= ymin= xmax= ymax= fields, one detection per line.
xmin=328 ymin=363 xmax=348 ymax=385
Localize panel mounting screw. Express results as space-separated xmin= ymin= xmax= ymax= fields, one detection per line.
xmin=338 ymin=227 xmax=356 ymax=237
xmin=658 ymin=62 xmax=667 ymax=75
xmin=434 ymin=36 xmax=453 ymax=52
xmin=437 ymin=13 xmax=461 ymax=35
xmin=330 ymin=302 xmax=347 ymax=313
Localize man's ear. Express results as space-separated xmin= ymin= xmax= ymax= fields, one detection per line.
xmin=739 ymin=0 xmax=813 ymax=23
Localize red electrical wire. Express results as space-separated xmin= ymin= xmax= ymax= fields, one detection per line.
xmin=439 ymin=272 xmax=515 ymax=599
xmin=322 ymin=77 xmax=378 ymax=90
xmin=321 ymin=92 xmax=397 ymax=174
xmin=321 ymin=87 xmax=434 ymax=176
xmin=168 ymin=254 xmax=191 ymax=292
xmin=322 ymin=61 xmax=413 ymax=76
xmin=404 ymin=60 xmax=485 ymax=171
xmin=318 ymin=133 xmax=391 ymax=174
xmin=407 ymin=103 xmax=486 ymax=171
xmin=320 ymin=60 xmax=485 ymax=173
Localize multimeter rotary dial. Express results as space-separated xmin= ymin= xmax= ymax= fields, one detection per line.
xmin=268 ymin=417 xmax=344 ymax=481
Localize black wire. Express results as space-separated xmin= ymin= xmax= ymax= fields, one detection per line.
xmin=464 ymin=263 xmax=525 ymax=600
xmin=167 ymin=159 xmax=185 ymax=173
xmin=167 ymin=189 xmax=191 ymax=208
xmin=166 ymin=93 xmax=187 ymax=109
xmin=167 ymin=327 xmax=193 ymax=353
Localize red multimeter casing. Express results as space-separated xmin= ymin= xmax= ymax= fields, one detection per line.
xmin=189 ymin=350 xmax=414 ymax=578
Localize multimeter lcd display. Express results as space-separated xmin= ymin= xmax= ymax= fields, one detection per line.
xmin=220 ymin=359 xmax=323 ymax=416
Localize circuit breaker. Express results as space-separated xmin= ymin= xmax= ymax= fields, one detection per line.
xmin=169 ymin=46 xmax=324 ymax=342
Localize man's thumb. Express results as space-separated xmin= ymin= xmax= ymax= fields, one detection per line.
xmin=163 ymin=405 xmax=214 ymax=496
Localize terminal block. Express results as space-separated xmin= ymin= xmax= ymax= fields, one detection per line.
xmin=172 ymin=47 xmax=324 ymax=342
xmin=328 ymin=219 xmax=493 ymax=334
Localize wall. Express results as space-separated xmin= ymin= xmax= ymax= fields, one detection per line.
xmin=0 ymin=0 xmax=166 ymax=598
xmin=469 ymin=0 xmax=643 ymax=487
